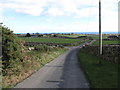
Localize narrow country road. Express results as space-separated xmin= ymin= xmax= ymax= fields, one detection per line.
xmin=15 ymin=44 xmax=90 ymax=88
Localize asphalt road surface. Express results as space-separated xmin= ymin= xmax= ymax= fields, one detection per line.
xmin=15 ymin=46 xmax=89 ymax=88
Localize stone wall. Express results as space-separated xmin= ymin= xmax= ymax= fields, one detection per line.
xmin=81 ymin=45 xmax=120 ymax=64
xmin=24 ymin=41 xmax=84 ymax=47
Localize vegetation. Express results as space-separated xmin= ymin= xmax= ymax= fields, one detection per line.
xmin=91 ymin=40 xmax=119 ymax=45
xmin=2 ymin=25 xmax=23 ymax=69
xmin=2 ymin=46 xmax=67 ymax=88
xmin=1 ymin=23 xmax=119 ymax=88
xmin=19 ymin=37 xmax=83 ymax=43
xmin=1 ymin=25 xmax=67 ymax=88
xmin=77 ymin=49 xmax=118 ymax=88
xmin=57 ymin=34 xmax=86 ymax=38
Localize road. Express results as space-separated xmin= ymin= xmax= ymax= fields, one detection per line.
xmin=15 ymin=44 xmax=90 ymax=88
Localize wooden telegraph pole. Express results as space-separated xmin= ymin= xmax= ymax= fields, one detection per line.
xmin=99 ymin=0 xmax=102 ymax=64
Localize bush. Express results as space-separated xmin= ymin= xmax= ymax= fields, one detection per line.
xmin=1 ymin=25 xmax=23 ymax=69
xmin=34 ymin=44 xmax=60 ymax=52
xmin=35 ymin=45 xmax=50 ymax=52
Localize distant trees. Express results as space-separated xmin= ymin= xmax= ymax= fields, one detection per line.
xmin=26 ymin=33 xmax=31 ymax=37
xmin=35 ymin=32 xmax=39 ymax=36
xmin=38 ymin=34 xmax=43 ymax=37
xmin=53 ymin=34 xmax=57 ymax=37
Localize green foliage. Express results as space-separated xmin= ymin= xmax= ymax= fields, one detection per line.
xmin=19 ymin=37 xmax=82 ymax=43
xmin=26 ymin=33 xmax=31 ymax=37
xmin=1 ymin=25 xmax=23 ymax=69
xmin=77 ymin=49 xmax=118 ymax=88
xmin=34 ymin=45 xmax=62 ymax=52
xmin=34 ymin=45 xmax=51 ymax=52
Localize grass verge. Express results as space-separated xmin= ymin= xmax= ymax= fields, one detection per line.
xmin=77 ymin=49 xmax=118 ymax=88
xmin=2 ymin=48 xmax=67 ymax=88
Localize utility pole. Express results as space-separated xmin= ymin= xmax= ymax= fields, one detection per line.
xmin=99 ymin=0 xmax=102 ymax=64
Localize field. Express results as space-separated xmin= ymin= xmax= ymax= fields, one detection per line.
xmin=57 ymin=34 xmax=86 ymax=38
xmin=91 ymin=40 xmax=119 ymax=45
xmin=57 ymin=34 xmax=107 ymax=39
xmin=86 ymin=34 xmax=108 ymax=39
xmin=19 ymin=37 xmax=83 ymax=43
xmin=77 ymin=49 xmax=118 ymax=88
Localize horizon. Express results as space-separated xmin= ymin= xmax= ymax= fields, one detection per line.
xmin=14 ymin=31 xmax=119 ymax=34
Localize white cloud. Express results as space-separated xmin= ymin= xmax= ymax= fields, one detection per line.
xmin=46 ymin=7 xmax=64 ymax=16
xmin=0 ymin=0 xmax=118 ymax=32
xmin=1 ymin=0 xmax=118 ymax=17
xmin=16 ymin=5 xmax=43 ymax=16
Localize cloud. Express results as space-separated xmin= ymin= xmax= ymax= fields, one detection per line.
xmin=16 ymin=5 xmax=44 ymax=16
xmin=46 ymin=7 xmax=64 ymax=16
xmin=0 ymin=0 xmax=118 ymax=17
xmin=0 ymin=0 xmax=118 ymax=32
xmin=0 ymin=1 xmax=46 ymax=16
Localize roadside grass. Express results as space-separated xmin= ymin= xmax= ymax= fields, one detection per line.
xmin=77 ymin=49 xmax=118 ymax=88
xmin=0 ymin=61 xmax=1 ymax=89
xmin=0 ymin=75 xmax=1 ymax=90
xmin=19 ymin=37 xmax=83 ymax=43
xmin=2 ymin=47 xmax=67 ymax=88
xmin=91 ymin=40 xmax=119 ymax=45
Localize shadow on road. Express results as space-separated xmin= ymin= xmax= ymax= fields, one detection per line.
xmin=58 ymin=47 xmax=89 ymax=88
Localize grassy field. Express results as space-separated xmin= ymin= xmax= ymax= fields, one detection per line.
xmin=19 ymin=37 xmax=83 ymax=43
xmin=86 ymin=35 xmax=108 ymax=39
xmin=77 ymin=49 xmax=118 ymax=88
xmin=91 ymin=40 xmax=119 ymax=45
xmin=57 ymin=34 xmax=86 ymax=38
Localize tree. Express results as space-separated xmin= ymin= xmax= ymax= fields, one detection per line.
xmin=53 ymin=34 xmax=57 ymax=37
xmin=26 ymin=33 xmax=31 ymax=37
xmin=38 ymin=34 xmax=43 ymax=37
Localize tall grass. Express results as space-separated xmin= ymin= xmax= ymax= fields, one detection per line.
xmin=2 ymin=46 xmax=67 ymax=88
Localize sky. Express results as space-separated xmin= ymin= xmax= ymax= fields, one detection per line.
xmin=0 ymin=0 xmax=119 ymax=33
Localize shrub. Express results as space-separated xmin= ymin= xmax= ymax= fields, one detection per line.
xmin=1 ymin=25 xmax=23 ymax=69
xmin=35 ymin=45 xmax=50 ymax=52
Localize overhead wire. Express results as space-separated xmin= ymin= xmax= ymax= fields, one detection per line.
xmin=86 ymin=0 xmax=93 ymax=32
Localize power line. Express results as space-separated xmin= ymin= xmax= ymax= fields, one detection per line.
xmin=86 ymin=0 xmax=93 ymax=31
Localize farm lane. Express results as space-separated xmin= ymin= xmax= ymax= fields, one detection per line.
xmin=15 ymin=44 xmax=90 ymax=88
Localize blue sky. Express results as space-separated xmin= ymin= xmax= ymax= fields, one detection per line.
xmin=0 ymin=0 xmax=118 ymax=33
